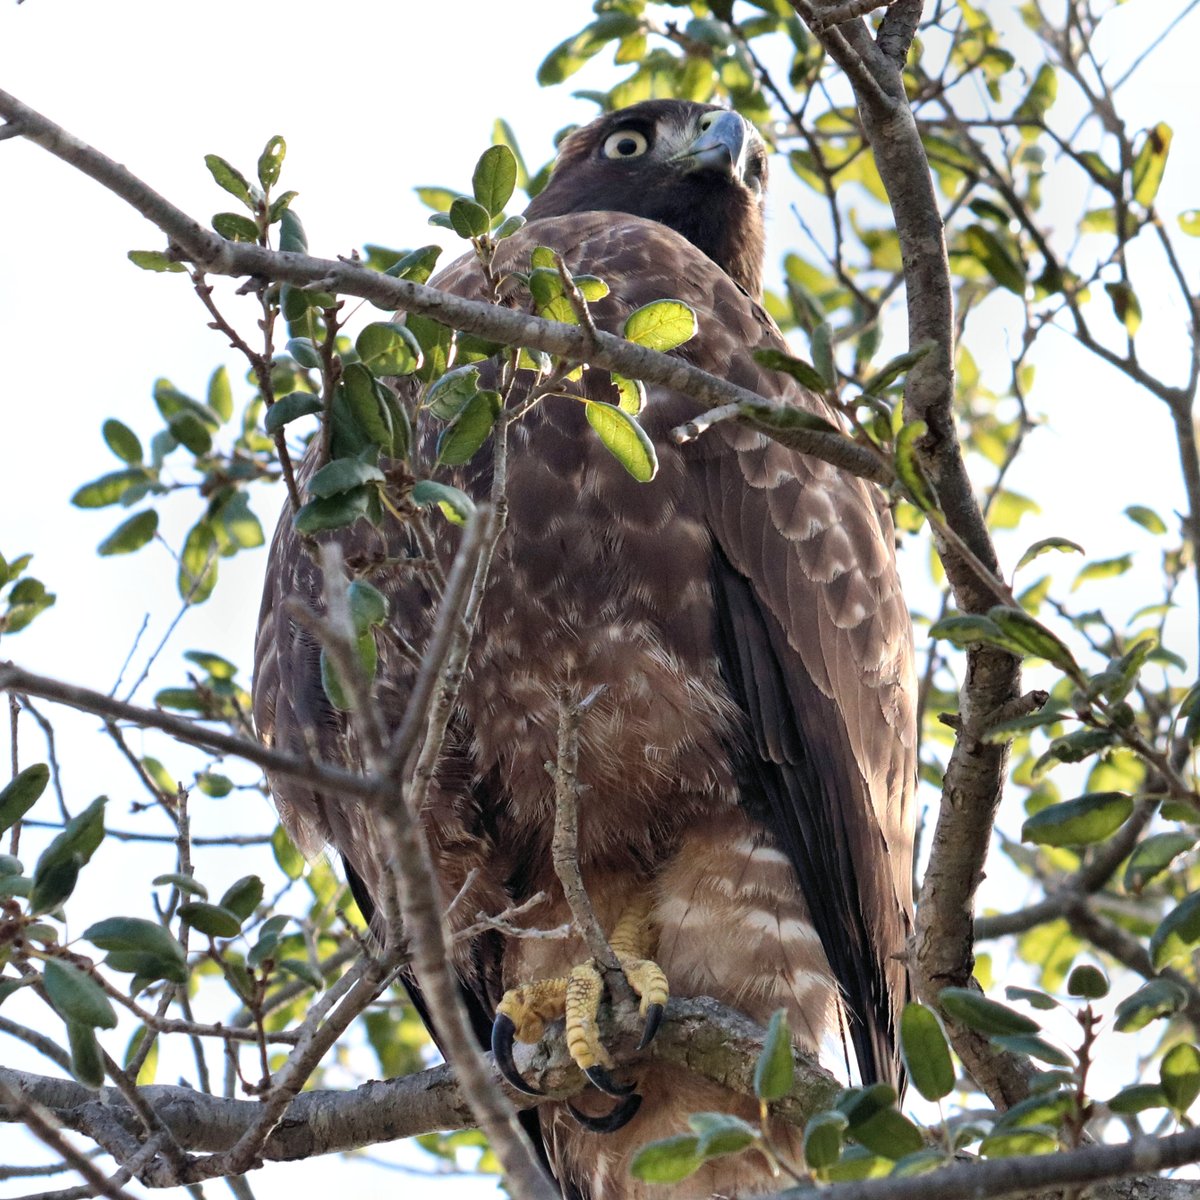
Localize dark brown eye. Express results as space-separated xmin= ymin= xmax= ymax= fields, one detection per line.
xmin=602 ymin=129 xmax=649 ymax=159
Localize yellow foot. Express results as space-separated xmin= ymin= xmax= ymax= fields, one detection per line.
xmin=490 ymin=895 xmax=670 ymax=1132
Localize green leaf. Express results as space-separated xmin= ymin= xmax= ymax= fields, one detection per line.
xmin=264 ymin=392 xmax=322 ymax=435
xmin=278 ymin=208 xmax=308 ymax=254
xmin=257 ymin=135 xmax=286 ymax=189
xmin=1015 ymin=537 xmax=1084 ymax=571
xmin=623 ymin=300 xmax=697 ymax=351
xmin=102 ymin=419 xmax=143 ymax=464
xmin=900 ymin=1003 xmax=954 ymax=1101
xmin=1021 ymin=792 xmax=1133 ymax=847
xmin=1161 ymin=1043 xmax=1200 ymax=1113
xmin=71 ymin=469 xmax=150 ymax=509
xmin=220 ymin=875 xmax=264 ymax=921
xmin=846 ymin=1096 xmax=924 ymax=1160
xmin=803 ymin=1109 xmax=848 ymax=1170
xmin=754 ymin=1008 xmax=794 ymax=1101
xmin=810 ymin=322 xmax=835 ymax=387
xmin=1132 ymin=123 xmax=1172 ymax=207
xmin=268 ymin=190 xmax=299 ymax=224
xmin=293 ymin=488 xmax=372 ymax=535
xmin=585 ymin=402 xmax=658 ymax=483
xmin=28 ymin=858 xmax=78 ymax=914
xmin=178 ymin=520 xmax=219 ymax=604
xmin=427 ymin=365 xmax=482 ymax=421
xmin=184 ymin=650 xmax=237 ymax=679
xmin=895 ymin=420 xmax=937 ymax=511
xmin=929 ymin=613 xmax=1005 ymax=649
xmin=861 ymin=342 xmax=935 ymax=396
xmin=752 ymin=347 xmax=829 ymax=392
xmin=411 ymin=480 xmax=476 ymax=525
xmin=1151 ymin=892 xmax=1200 ymax=969
xmin=43 ymin=959 xmax=117 ymax=1030
xmin=629 ymin=1135 xmax=703 ymax=1184
xmin=1104 ymin=282 xmax=1142 ymax=337
xmin=980 ymin=1130 xmax=1057 ymax=1157
xmin=989 ymin=1034 xmax=1074 ymax=1067
xmin=286 ymin=337 xmax=322 ymax=369
xmin=320 ymin=632 xmax=378 ymax=712
xmin=495 ymin=214 xmax=527 ymax=239
xmin=688 ymin=1112 xmax=757 ymax=1159
xmin=213 ymin=212 xmax=260 ymax=243
xmin=448 ymin=197 xmax=491 ymax=239
xmin=0 ymin=764 xmax=49 ymax=834
xmin=1066 ymin=965 xmax=1109 ymax=999
xmin=1179 ymin=210 xmax=1200 ymax=237
xmin=1125 ymin=505 xmax=1167 ymax=535
xmin=67 ymin=1021 xmax=105 ymax=1088
xmin=153 ymin=688 xmax=203 ymax=712
xmin=196 ymin=772 xmax=233 ymax=798
xmin=272 ymin=825 xmax=304 ymax=881
xmin=1108 ymin=1083 xmax=1170 ymax=1114
xmin=127 ymin=249 xmax=185 ymax=273
xmin=34 ymin=796 xmax=105 ymax=877
xmin=356 ymin=322 xmax=422 ymax=377
xmin=611 ymin=374 xmax=645 ymax=415
xmin=348 ymin=580 xmax=388 ymax=632
xmin=179 ymin=901 xmax=242 ymax=939
xmin=414 ymin=186 xmax=461 ymax=213
xmin=381 ymin=244 xmax=442 ymax=283
xmin=308 ymin=458 xmax=385 ymax=499
xmin=987 ymin=605 xmax=1077 ymax=671
xmin=125 ymin=1025 xmax=159 ymax=1085
xmin=280 ymin=958 xmax=326 ymax=989
xmin=152 ymin=873 xmax=208 ymax=898
xmin=204 ymin=154 xmax=253 ymax=208
xmin=472 ymin=144 xmax=517 ymax=218
xmin=1005 ymin=985 xmax=1060 ymax=1011
xmin=1114 ymin=979 xmax=1189 ymax=1032
xmin=1014 ymin=63 xmax=1057 ymax=123
xmin=965 ymin=224 xmax=1025 ymax=294
xmin=939 ymin=987 xmax=1040 ymax=1036
xmin=207 ymin=366 xmax=232 ymax=423
xmin=1125 ymin=833 xmax=1195 ymax=893
xmin=437 ymin=390 xmax=502 ymax=467
xmin=340 ymin=364 xmax=394 ymax=450
xmin=98 ymin=510 xmax=158 ymax=557
xmin=1073 ymin=553 xmax=1133 ymax=590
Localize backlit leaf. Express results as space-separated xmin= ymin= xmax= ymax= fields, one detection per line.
xmin=623 ymin=300 xmax=697 ymax=351
xmin=98 ymin=510 xmax=158 ymax=557
xmin=900 ymin=1003 xmax=954 ymax=1101
xmin=1021 ymin=792 xmax=1133 ymax=847
xmin=585 ymin=402 xmax=657 ymax=483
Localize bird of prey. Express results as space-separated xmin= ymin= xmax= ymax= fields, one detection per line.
xmin=254 ymin=99 xmax=916 ymax=1199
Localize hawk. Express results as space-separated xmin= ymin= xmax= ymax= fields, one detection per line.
xmin=254 ymin=99 xmax=916 ymax=1198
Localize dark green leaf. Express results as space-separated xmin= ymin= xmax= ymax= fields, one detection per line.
xmin=43 ymin=959 xmax=117 ymax=1030
xmin=1066 ymin=965 xmax=1109 ymax=999
xmin=688 ymin=1112 xmax=757 ymax=1159
xmin=752 ymin=347 xmax=829 ymax=392
xmin=0 ymin=764 xmax=49 ymax=834
xmin=1021 ymin=792 xmax=1133 ymax=847
xmin=1108 ymin=1083 xmax=1170 ymax=1114
xmin=278 ymin=208 xmax=308 ymax=254
xmin=308 ymin=458 xmax=385 ymax=499
xmin=35 ymin=797 xmax=105 ymax=877
xmin=810 ymin=322 xmax=835 ymax=387
xmin=929 ymin=613 xmax=1005 ymax=649
xmin=939 ymin=987 xmax=1040 ymax=1036
xmin=629 ymin=1135 xmax=703 ymax=1183
xmin=213 ymin=212 xmax=260 ymax=243
xmin=382 ymin=244 xmax=442 ymax=283
xmin=987 ymin=605 xmax=1077 ymax=671
xmin=1151 ymin=892 xmax=1200 ymax=969
xmin=1005 ymin=986 xmax=1060 ymax=1011
xmin=448 ymin=197 xmax=491 ymax=239
xmin=102 ymin=419 xmax=143 ymax=465
xmin=127 ymin=249 xmax=185 ymax=273
xmin=900 ymin=1003 xmax=954 ymax=1101
xmin=356 ymin=322 xmax=422 ymax=377
xmin=585 ymin=402 xmax=658 ymax=483
xmin=178 ymin=520 xmax=218 ymax=604
xmin=426 ymin=365 xmax=482 ymax=421
xmin=268 ymin=190 xmax=299 ymax=224
xmin=754 ymin=1008 xmax=794 ymax=1101
xmin=204 ymin=154 xmax=253 ymax=207
xmin=264 ymin=392 xmax=322 ymax=435
xmin=437 ymin=390 xmax=502 ymax=467
xmin=293 ymin=488 xmax=372 ymax=535
xmin=410 ymin=480 xmax=476 ymax=525
xmin=990 ymin=1034 xmax=1074 ymax=1067
xmin=1114 ymin=979 xmax=1189 ymax=1032
xmin=1015 ymin=538 xmax=1084 ymax=571
xmin=29 ymin=858 xmax=79 ymax=914
xmin=472 ymin=144 xmax=517 ymax=217
xmin=1161 ymin=1043 xmax=1200 ymax=1113
xmin=340 ymin=364 xmax=394 ymax=451
xmin=348 ymin=580 xmax=388 ymax=631
xmin=623 ymin=300 xmax=697 ymax=351
xmin=179 ymin=901 xmax=242 ymax=939
xmin=965 ymin=224 xmax=1025 ymax=294
xmin=152 ymin=873 xmax=207 ymax=898
xmin=803 ymin=1110 xmax=848 ymax=1170
xmin=220 ymin=875 xmax=263 ymax=921
xmin=1125 ymin=833 xmax=1195 ymax=893
xmin=257 ymin=135 xmax=286 ymax=189
xmin=67 ymin=1021 xmax=105 ymax=1088
xmin=286 ymin=337 xmax=322 ymax=369
xmin=280 ymin=958 xmax=326 ymax=989
xmin=861 ymin=342 xmax=935 ymax=396
xmin=495 ymin=214 xmax=527 ymax=240
xmin=98 ymin=510 xmax=158 ymax=557
xmin=71 ymin=469 xmax=150 ymax=509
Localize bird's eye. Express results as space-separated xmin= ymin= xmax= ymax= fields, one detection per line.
xmin=602 ymin=129 xmax=649 ymax=159
xmin=697 ymin=112 xmax=717 ymax=131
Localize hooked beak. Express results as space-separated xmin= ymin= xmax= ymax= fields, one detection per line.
xmin=676 ymin=111 xmax=749 ymax=182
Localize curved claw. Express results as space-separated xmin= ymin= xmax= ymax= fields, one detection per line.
xmin=637 ymin=1002 xmax=664 ymax=1051
xmin=569 ymin=1092 xmax=643 ymax=1134
xmin=492 ymin=1013 xmax=543 ymax=1096
xmin=584 ymin=1064 xmax=636 ymax=1097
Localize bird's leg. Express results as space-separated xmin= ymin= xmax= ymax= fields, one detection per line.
xmin=491 ymin=892 xmax=669 ymax=1133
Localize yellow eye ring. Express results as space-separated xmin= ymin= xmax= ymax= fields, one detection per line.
xmin=602 ymin=129 xmax=649 ymax=159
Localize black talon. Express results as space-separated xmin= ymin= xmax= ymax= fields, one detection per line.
xmin=569 ymin=1092 xmax=643 ymax=1133
xmin=637 ymin=1002 xmax=664 ymax=1051
xmin=584 ymin=1065 xmax=636 ymax=1097
xmin=492 ymin=1013 xmax=543 ymax=1096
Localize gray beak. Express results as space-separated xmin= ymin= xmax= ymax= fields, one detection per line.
xmin=679 ymin=111 xmax=749 ymax=181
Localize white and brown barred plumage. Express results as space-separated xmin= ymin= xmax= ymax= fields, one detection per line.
xmin=253 ymin=100 xmax=916 ymax=1199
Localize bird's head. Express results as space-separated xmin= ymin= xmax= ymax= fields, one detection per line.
xmin=524 ymin=99 xmax=769 ymax=298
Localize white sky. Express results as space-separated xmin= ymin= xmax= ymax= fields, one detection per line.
xmin=1 ymin=0 xmax=1199 ymax=1195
